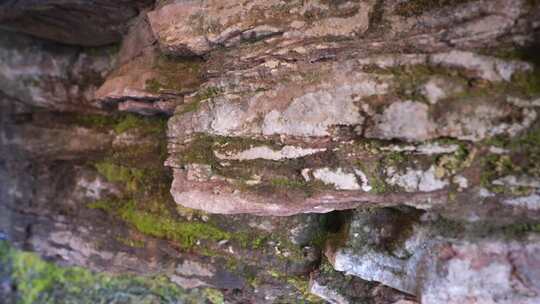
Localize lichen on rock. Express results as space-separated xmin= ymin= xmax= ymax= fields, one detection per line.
xmin=2 ymin=0 xmax=540 ymax=303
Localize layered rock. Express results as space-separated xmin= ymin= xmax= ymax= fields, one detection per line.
xmin=326 ymin=207 xmax=540 ymax=303
xmin=166 ymin=43 xmax=540 ymax=216
xmin=0 ymin=98 xmax=329 ymax=302
xmin=1 ymin=0 xmax=540 ymax=303
xmin=93 ymin=14 xmax=202 ymax=116
xmin=0 ymin=30 xmax=116 ymax=111
xmin=148 ymin=0 xmax=374 ymax=56
xmin=0 ymin=0 xmax=154 ymax=46
xmin=309 ymin=259 xmax=416 ymax=304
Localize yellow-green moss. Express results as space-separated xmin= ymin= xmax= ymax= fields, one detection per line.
xmin=113 ymin=114 xmax=167 ymax=135
xmin=204 ymin=288 xmax=225 ymax=304
xmin=435 ymin=143 xmax=470 ymax=177
xmin=480 ymin=155 xmax=518 ymax=192
xmin=87 ymin=199 xmax=120 ymax=213
xmin=74 ymin=113 xmax=167 ymax=136
xmin=266 ymin=270 xmax=323 ymax=303
xmin=177 ymin=87 xmax=223 ymax=115
xmin=119 ymin=202 xmax=230 ymax=249
xmin=94 ymin=162 xmax=145 ymax=192
xmin=481 ymin=125 xmax=540 ymax=191
xmin=0 ymin=241 xmax=202 ymax=304
xmin=116 ymin=236 xmax=146 ymax=248
xmin=287 ymin=276 xmax=325 ymax=303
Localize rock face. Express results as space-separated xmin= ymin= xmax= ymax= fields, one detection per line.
xmin=0 ymin=0 xmax=154 ymax=46
xmin=1 ymin=0 xmax=540 ymax=303
xmin=163 ymin=0 xmax=540 ymax=216
xmin=327 ymin=207 xmax=540 ymax=303
xmin=147 ymin=0 xmax=374 ymax=56
xmin=0 ymin=29 xmax=117 ymax=111
xmin=0 ymin=99 xmax=325 ymax=302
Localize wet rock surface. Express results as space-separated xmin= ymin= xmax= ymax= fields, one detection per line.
xmin=1 ymin=0 xmax=540 ymax=303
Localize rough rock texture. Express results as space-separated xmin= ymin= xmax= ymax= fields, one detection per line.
xmin=1 ymin=0 xmax=540 ymax=303
xmin=309 ymin=260 xmax=416 ymax=304
xmin=148 ymin=0 xmax=374 ymax=56
xmin=0 ymin=0 xmax=154 ymax=46
xmin=93 ymin=14 xmax=201 ymax=116
xmin=164 ymin=0 xmax=540 ymax=216
xmin=0 ymin=30 xmax=116 ymax=111
xmin=0 ymin=100 xmax=327 ymax=302
xmin=327 ymin=207 xmax=540 ymax=303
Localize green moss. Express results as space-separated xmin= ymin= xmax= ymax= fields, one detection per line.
xmin=481 ymin=125 xmax=540 ymax=190
xmin=89 ymin=198 xmax=251 ymax=251
xmin=266 ymin=270 xmax=323 ymax=303
xmin=252 ymin=236 xmax=267 ymax=249
xmin=435 ymin=143 xmax=470 ymax=177
xmin=0 ymin=241 xmax=203 ymax=304
xmin=270 ymin=178 xmax=308 ymax=189
xmin=179 ymin=134 xmax=277 ymax=167
xmin=179 ymin=134 xmax=220 ymax=167
xmin=385 ymin=152 xmax=406 ymax=166
xmin=8 ymin=245 xmax=93 ymax=304
xmin=74 ymin=113 xmax=167 ymax=136
xmin=144 ymin=55 xmax=203 ymax=94
xmin=357 ymin=159 xmax=392 ymax=194
xmin=480 ymin=155 xmax=517 ymax=191
xmin=485 ymin=126 xmax=540 ymax=156
xmin=287 ymin=276 xmax=324 ymax=303
xmin=371 ymin=64 xmax=469 ymax=105
xmin=116 ymin=236 xmax=146 ymax=248
xmin=117 ymin=201 xmax=230 ymax=249
xmin=391 ymin=65 xmax=433 ymax=102
xmin=113 ymin=114 xmax=167 ymax=135
xmin=195 ymin=86 xmax=222 ymax=102
xmin=144 ymin=78 xmax=162 ymax=94
xmin=501 ymin=223 xmax=540 ymax=236
xmin=87 ymin=119 xmax=238 ymax=251
xmin=94 ymin=162 xmax=145 ymax=192
xmin=370 ymin=178 xmax=389 ymax=194
xmin=177 ymin=87 xmax=223 ymax=114
xmin=204 ymin=288 xmax=225 ymax=304
xmin=75 ymin=114 xmax=119 ymax=129
xmin=87 ymin=199 xmax=120 ymax=213
xmin=511 ymin=70 xmax=540 ymax=97
xmin=395 ymin=0 xmax=473 ymax=17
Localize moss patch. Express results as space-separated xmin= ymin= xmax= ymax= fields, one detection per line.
xmin=95 ymin=162 xmax=145 ymax=192
xmin=117 ymin=200 xmax=230 ymax=249
xmin=0 ymin=241 xmax=205 ymax=304
xmin=177 ymin=87 xmax=223 ymax=115
xmin=144 ymin=55 xmax=203 ymax=94
xmin=178 ymin=133 xmax=278 ymax=166
xmin=511 ymin=70 xmax=540 ymax=97
xmin=481 ymin=124 xmax=540 ymax=192
xmin=74 ymin=113 xmax=167 ymax=136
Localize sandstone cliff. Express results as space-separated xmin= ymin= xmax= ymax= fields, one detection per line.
xmin=1 ymin=0 xmax=540 ymax=303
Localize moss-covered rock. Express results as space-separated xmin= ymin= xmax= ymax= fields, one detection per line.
xmin=0 ymin=241 xmax=207 ymax=304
